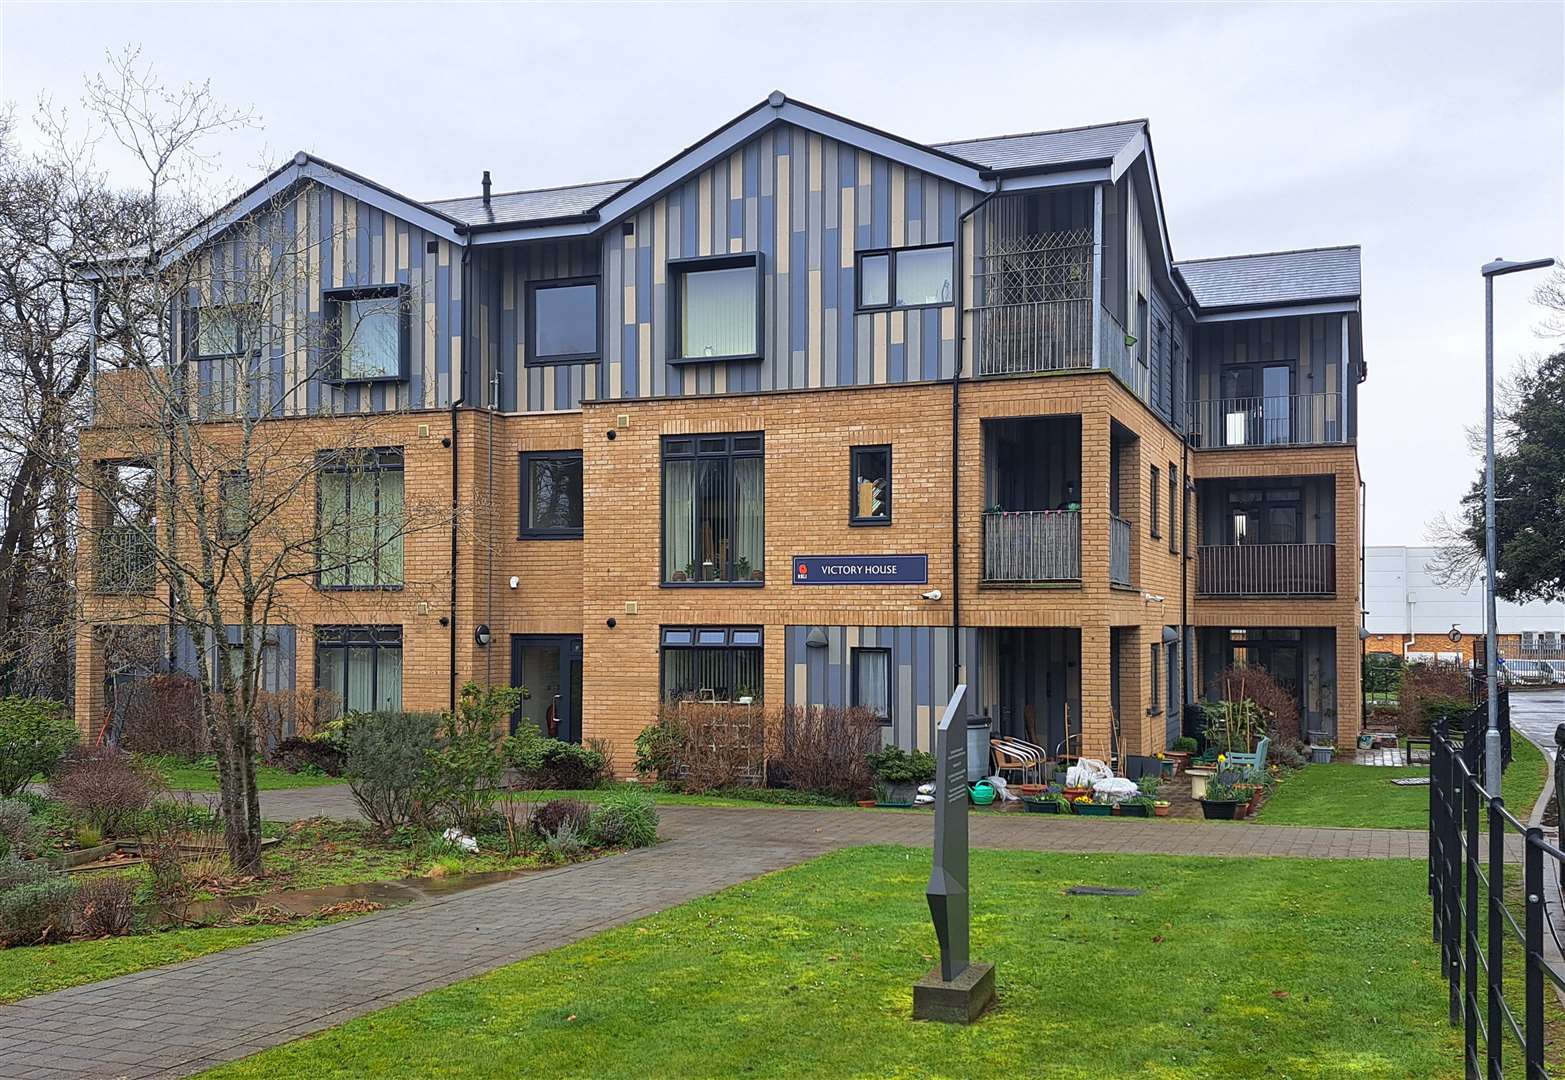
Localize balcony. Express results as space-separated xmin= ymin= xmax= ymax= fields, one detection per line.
xmin=973 ymin=229 xmax=1094 ymax=376
xmin=1110 ymin=514 xmax=1133 ymax=587
xmin=95 ymin=525 xmax=157 ymax=594
xmin=982 ymin=510 xmax=1080 ymax=583
xmin=1197 ymin=543 xmax=1335 ymax=598
xmin=1188 ymin=394 xmax=1345 ymax=448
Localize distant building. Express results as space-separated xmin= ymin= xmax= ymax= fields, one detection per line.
xmin=1364 ymin=545 xmax=1564 ymax=663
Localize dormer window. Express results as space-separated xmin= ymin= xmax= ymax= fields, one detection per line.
xmin=668 ymin=253 xmax=763 ymax=363
xmin=325 ymin=285 xmax=409 ymax=382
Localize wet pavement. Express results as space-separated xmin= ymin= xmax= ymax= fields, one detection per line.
xmin=1509 ymin=687 xmax=1564 ymax=759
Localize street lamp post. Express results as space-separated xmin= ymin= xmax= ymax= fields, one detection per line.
xmin=1479 ymin=256 xmax=1554 ymax=795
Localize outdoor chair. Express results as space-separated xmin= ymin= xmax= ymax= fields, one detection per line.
xmin=1224 ymin=735 xmax=1270 ymax=771
xmin=991 ymin=736 xmax=1046 ymax=786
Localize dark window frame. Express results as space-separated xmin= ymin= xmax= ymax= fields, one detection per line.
xmin=850 ymin=646 xmax=893 ymax=725
xmin=189 ymin=302 xmax=254 ymax=361
xmin=218 ymin=470 xmax=250 ymax=541
xmin=523 ymin=275 xmax=601 ymax=367
xmin=314 ymin=447 xmax=406 ymax=591
xmin=1148 ymin=642 xmax=1162 ymax=716
xmin=853 ymin=242 xmax=955 ymax=313
xmin=518 ymin=450 xmax=584 ymax=539
xmin=666 ymin=252 xmax=766 ymax=365
xmin=658 ymin=625 xmax=764 ymax=702
xmin=1149 ymin=464 xmax=1161 ymax=539
xmin=314 ymin=625 xmax=403 ymax=717
xmin=849 ymin=444 xmax=892 ymax=527
xmin=1167 ymin=464 xmax=1179 ymax=555
xmin=660 ymin=431 xmax=765 ymax=589
xmin=322 ymin=284 xmax=411 ymax=384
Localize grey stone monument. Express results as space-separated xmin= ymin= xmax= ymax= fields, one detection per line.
xmin=913 ymin=684 xmax=996 ymax=1023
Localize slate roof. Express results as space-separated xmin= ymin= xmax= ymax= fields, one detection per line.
xmin=425 ymin=179 xmax=632 ymax=227
xmin=1175 ymin=246 xmax=1362 ymax=310
xmin=932 ymin=120 xmax=1146 ymax=172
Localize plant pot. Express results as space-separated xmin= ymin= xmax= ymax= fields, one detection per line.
xmin=1022 ymin=797 xmax=1064 ymax=814
xmin=1075 ymin=803 xmax=1112 ymax=816
xmin=880 ymin=781 xmax=918 ymax=804
xmin=1153 ymin=801 xmax=1171 ymax=817
xmin=857 ymin=800 xmax=877 ymax=808
xmin=1159 ymin=760 xmax=1176 ymax=779
xmin=1119 ymin=802 xmax=1152 ymax=818
xmin=1199 ymin=798 xmax=1241 ymax=820
xmin=1309 ymin=745 xmax=1335 ymax=764
xmin=874 ymin=801 xmax=915 ymax=809
xmin=1063 ymin=786 xmax=1090 ymax=802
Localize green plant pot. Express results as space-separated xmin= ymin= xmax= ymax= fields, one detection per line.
xmin=1022 ymin=797 xmax=1063 ymax=814
xmin=874 ymin=802 xmax=915 ymax=809
xmin=1075 ymin=803 xmax=1112 ymax=816
xmin=1119 ymin=803 xmax=1152 ymax=818
xmin=1199 ymin=799 xmax=1241 ymax=820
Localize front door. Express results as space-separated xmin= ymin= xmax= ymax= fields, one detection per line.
xmin=510 ymin=635 xmax=583 ymax=743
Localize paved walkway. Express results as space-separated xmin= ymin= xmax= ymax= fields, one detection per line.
xmin=1 ymin=795 xmax=1430 ymax=1080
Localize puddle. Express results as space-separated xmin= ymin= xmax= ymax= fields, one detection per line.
xmin=186 ymin=867 xmax=532 ymax=923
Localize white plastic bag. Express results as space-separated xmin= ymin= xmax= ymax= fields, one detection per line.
xmin=1091 ymin=777 xmax=1139 ymax=804
xmin=441 ymin=828 xmax=479 ymax=854
xmin=1066 ymin=758 xmax=1112 ymax=788
xmin=985 ymin=775 xmax=1019 ymax=802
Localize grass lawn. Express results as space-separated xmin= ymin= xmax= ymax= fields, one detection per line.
xmin=202 ymin=846 xmax=1458 ymax=1080
xmin=141 ymin=754 xmax=345 ymax=792
xmin=1256 ymin=732 xmax=1547 ymax=830
xmin=0 ymin=923 xmax=310 ymax=1004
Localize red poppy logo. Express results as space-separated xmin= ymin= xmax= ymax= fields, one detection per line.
xmin=797 ymin=562 xmax=809 ymax=578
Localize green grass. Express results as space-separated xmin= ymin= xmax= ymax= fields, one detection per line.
xmin=141 ymin=754 xmax=345 ymax=792
xmin=1257 ymin=733 xmax=1547 ymax=830
xmin=202 ymin=847 xmax=1458 ymax=1080
xmin=0 ymin=923 xmax=309 ymax=1004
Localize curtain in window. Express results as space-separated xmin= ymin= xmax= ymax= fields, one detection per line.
xmin=681 ymin=267 xmax=756 ymax=358
xmin=732 ymin=458 xmax=763 ymax=581
xmin=342 ymin=298 xmax=399 ymax=378
xmin=315 ymin=645 xmax=344 ymax=717
xmin=663 ymin=459 xmax=695 ymax=581
xmin=346 ymin=472 xmax=379 ymax=587
xmin=894 ymin=248 xmax=953 ymax=306
xmin=375 ymin=471 xmax=405 ymax=584
xmin=376 ymin=645 xmax=402 ymax=711
xmin=855 ymin=650 xmax=890 ymax=720
xmin=197 ymin=307 xmax=241 ymax=356
xmin=346 ymin=645 xmax=376 ymax=714
xmin=318 ymin=472 xmax=349 ymax=587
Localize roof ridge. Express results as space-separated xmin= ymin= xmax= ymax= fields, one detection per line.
xmin=424 ymin=177 xmax=634 ymax=206
xmin=1176 ymin=244 xmax=1361 ymax=266
xmin=932 ymin=117 xmax=1147 ymax=148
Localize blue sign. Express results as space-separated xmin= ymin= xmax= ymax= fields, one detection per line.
xmin=792 ymin=554 xmax=929 ymax=585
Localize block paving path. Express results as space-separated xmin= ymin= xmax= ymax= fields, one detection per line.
xmin=1 ymin=793 xmax=1429 ymax=1080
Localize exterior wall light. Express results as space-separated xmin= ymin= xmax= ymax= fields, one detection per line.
xmin=474 ymin=624 xmax=491 ymax=647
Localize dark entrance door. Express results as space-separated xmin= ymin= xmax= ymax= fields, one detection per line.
xmin=510 ymin=635 xmax=583 ymax=743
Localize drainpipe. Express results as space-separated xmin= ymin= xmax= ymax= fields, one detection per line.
xmin=951 ymin=184 xmax=1000 ymax=688
xmin=449 ymin=240 xmax=470 ymax=712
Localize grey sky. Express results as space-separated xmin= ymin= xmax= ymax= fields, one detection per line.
xmin=4 ymin=1 xmax=1561 ymax=544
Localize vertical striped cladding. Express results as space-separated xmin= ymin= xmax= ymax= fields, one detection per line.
xmin=598 ymin=123 xmax=972 ymax=401
xmin=1192 ymin=314 xmax=1347 ymax=406
xmin=175 ymin=182 xmax=460 ymax=418
xmin=168 ymin=624 xmax=297 ymax=693
xmin=473 ymin=242 xmax=597 ymax=412
xmin=782 ymin=624 xmax=961 ymax=752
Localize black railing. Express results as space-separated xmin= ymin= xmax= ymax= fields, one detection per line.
xmin=1428 ymin=698 xmax=1558 ymax=1078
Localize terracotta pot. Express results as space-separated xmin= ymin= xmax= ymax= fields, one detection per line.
xmin=1153 ymin=802 xmax=1171 ymax=817
xmin=857 ymin=800 xmax=876 ymax=808
xmin=1063 ymin=786 xmax=1090 ymax=802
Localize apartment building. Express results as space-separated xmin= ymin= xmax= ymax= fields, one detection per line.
xmin=75 ymin=92 xmax=1368 ymax=767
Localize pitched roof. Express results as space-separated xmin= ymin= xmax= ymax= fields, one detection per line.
xmin=1175 ymin=246 xmax=1361 ymax=310
xmin=425 ymin=179 xmax=632 ymax=227
xmin=933 ymin=120 xmax=1146 ymax=172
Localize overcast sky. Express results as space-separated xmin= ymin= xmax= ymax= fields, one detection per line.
xmin=4 ymin=1 xmax=1562 ymax=544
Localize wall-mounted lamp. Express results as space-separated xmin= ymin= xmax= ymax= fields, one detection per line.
xmin=805 ymin=626 xmax=829 ymax=649
xmin=474 ymin=624 xmax=491 ymax=647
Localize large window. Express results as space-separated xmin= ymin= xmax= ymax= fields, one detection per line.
xmin=193 ymin=304 xmax=250 ymax=359
xmin=669 ymin=254 xmax=762 ymax=362
xmin=315 ymin=626 xmax=402 ymax=716
xmin=1149 ymin=465 xmax=1161 ymax=539
xmin=850 ymin=445 xmax=891 ymax=525
xmin=852 ymin=647 xmax=891 ymax=724
xmin=96 ymin=460 xmax=157 ymax=593
xmin=325 ymin=285 xmax=407 ymax=382
xmin=660 ymin=626 xmax=763 ymax=702
xmin=526 ymin=278 xmax=599 ymax=365
xmin=855 ymin=244 xmax=954 ymax=311
xmin=520 ymin=451 xmax=583 ymax=538
xmin=317 ymin=448 xmax=405 ymax=589
xmin=1148 ymin=643 xmax=1162 ymax=716
xmin=1168 ymin=465 xmax=1179 ymax=555
xmin=662 ymin=433 xmax=764 ymax=585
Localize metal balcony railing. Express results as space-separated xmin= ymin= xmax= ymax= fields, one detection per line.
xmin=1196 ymin=543 xmax=1335 ymax=597
xmin=982 ymin=510 xmax=1081 ymax=583
xmin=1100 ymin=309 xmax=1143 ymax=398
xmin=972 ymin=230 xmax=1094 ymax=376
xmin=1187 ymin=394 xmax=1345 ymax=448
xmin=95 ymin=525 xmax=157 ymax=594
xmin=1110 ymin=514 xmax=1133 ymax=587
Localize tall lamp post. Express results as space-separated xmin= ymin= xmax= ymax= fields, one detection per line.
xmin=1479 ymin=256 xmax=1554 ymax=795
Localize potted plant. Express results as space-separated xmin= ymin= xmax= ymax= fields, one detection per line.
xmin=1074 ymin=795 xmax=1112 ymax=817
xmin=1153 ymin=800 xmax=1171 ymax=817
xmin=867 ymin=747 xmax=937 ymax=806
xmin=1022 ymin=786 xmax=1070 ymax=814
xmin=1309 ymin=742 xmax=1335 ymax=764
xmin=1119 ymin=794 xmax=1155 ymax=818
xmin=1166 ymin=736 xmax=1198 ymax=773
xmin=1198 ymin=778 xmax=1246 ymax=820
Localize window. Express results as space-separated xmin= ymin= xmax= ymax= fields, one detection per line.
xmin=520 ymin=451 xmax=583 ymax=538
xmin=1148 ymin=643 xmax=1161 ymax=715
xmin=218 ymin=471 xmax=250 ymax=540
xmin=850 ymin=445 xmax=891 ymax=525
xmin=662 ymin=433 xmax=764 ymax=585
xmin=660 ymin=626 xmax=763 ymax=702
xmin=325 ymin=285 xmax=407 ymax=382
xmin=317 ymin=448 xmax=405 ymax=588
xmin=668 ymin=254 xmax=763 ymax=362
xmin=852 ymin=647 xmax=891 ymax=724
xmin=315 ymin=626 xmax=402 ymax=717
xmin=526 ymin=277 xmax=599 ymax=365
xmin=1149 ymin=465 xmax=1161 ymax=539
xmin=855 ymin=244 xmax=954 ymax=311
xmin=96 ymin=460 xmax=157 ymax=593
xmin=1168 ymin=465 xmax=1179 ymax=554
xmin=194 ymin=304 xmax=249 ymax=359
